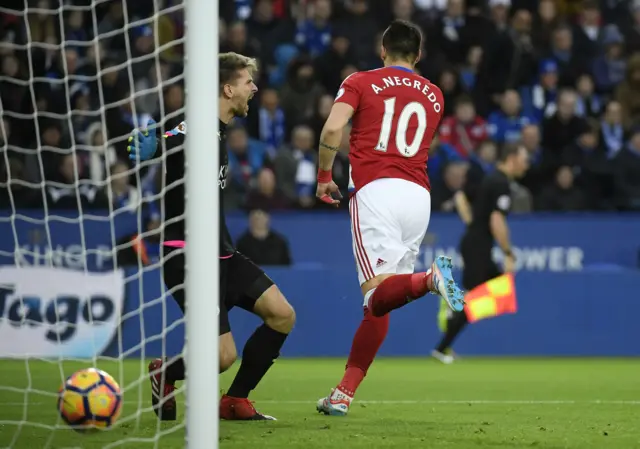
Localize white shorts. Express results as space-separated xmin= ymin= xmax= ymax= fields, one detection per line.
xmin=349 ymin=178 xmax=431 ymax=287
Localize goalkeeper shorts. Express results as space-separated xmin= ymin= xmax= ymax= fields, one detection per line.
xmin=162 ymin=247 xmax=274 ymax=335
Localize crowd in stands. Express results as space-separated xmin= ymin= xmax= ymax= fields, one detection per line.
xmin=2 ymin=0 xmax=640 ymax=217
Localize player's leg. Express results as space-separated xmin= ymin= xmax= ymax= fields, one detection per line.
xmin=433 ymin=239 xmax=499 ymax=362
xmin=219 ymin=309 xmax=237 ymax=373
xmin=358 ymin=181 xmax=464 ymax=317
xmin=220 ymin=252 xmax=295 ymax=421
xmin=149 ymin=246 xmax=188 ymax=421
xmin=318 ymin=180 xmax=462 ymax=416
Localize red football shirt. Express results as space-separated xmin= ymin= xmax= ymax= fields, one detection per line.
xmin=335 ymin=66 xmax=444 ymax=195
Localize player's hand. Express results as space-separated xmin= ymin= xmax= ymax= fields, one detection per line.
xmin=316 ymin=180 xmax=342 ymax=207
xmin=127 ymin=119 xmax=158 ymax=162
xmin=503 ymin=253 xmax=516 ymax=273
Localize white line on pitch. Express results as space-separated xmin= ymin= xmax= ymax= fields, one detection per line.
xmin=258 ymin=400 xmax=640 ymax=405
xmin=1 ymin=400 xmax=639 ymax=407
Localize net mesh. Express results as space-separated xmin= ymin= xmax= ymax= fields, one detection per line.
xmin=0 ymin=1 xmax=188 ymax=447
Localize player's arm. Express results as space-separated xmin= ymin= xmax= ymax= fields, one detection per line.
xmin=488 ymin=184 xmax=515 ymax=271
xmin=453 ymin=191 xmax=473 ymax=225
xmin=490 ymin=212 xmax=511 ymax=255
xmin=317 ymin=102 xmax=354 ymax=171
xmin=316 ymin=76 xmax=359 ymax=205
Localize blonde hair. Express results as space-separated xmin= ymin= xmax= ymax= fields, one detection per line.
xmin=219 ymin=52 xmax=258 ymax=95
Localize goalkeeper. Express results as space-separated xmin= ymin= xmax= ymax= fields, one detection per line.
xmin=128 ymin=52 xmax=295 ymax=421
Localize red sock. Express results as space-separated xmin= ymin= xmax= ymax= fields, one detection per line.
xmin=337 ymin=308 xmax=389 ymax=396
xmin=368 ymin=272 xmax=433 ymax=317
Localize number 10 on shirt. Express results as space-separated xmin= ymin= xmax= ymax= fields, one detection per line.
xmin=375 ymin=97 xmax=428 ymax=158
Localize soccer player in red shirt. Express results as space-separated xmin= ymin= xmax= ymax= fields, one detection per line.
xmin=314 ymin=20 xmax=465 ymax=416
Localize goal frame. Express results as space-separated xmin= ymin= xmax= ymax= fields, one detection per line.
xmin=184 ymin=0 xmax=220 ymax=446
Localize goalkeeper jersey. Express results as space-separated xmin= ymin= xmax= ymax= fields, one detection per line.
xmin=160 ymin=119 xmax=235 ymax=257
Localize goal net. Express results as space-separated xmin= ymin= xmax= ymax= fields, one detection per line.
xmin=0 ymin=0 xmax=217 ymax=447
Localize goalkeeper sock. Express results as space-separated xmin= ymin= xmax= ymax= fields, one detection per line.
xmin=226 ymin=324 xmax=288 ymax=399
xmin=165 ymin=356 xmax=185 ymax=383
xmin=368 ymin=273 xmax=432 ymax=317
xmin=435 ymin=311 xmax=468 ymax=353
xmin=338 ymin=308 xmax=389 ymax=395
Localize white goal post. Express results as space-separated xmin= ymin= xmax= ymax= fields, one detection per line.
xmin=0 ymin=0 xmax=219 ymax=447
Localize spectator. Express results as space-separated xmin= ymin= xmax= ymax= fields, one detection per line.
xmin=613 ymin=128 xmax=640 ymax=210
xmin=487 ymin=90 xmax=533 ymax=143
xmin=438 ymin=95 xmax=487 ymax=158
xmin=428 ymin=0 xmax=478 ymax=66
xmin=548 ymin=24 xmax=588 ymax=88
xmin=591 ymin=25 xmax=626 ymax=95
xmin=432 ymin=161 xmax=469 ymax=212
xmin=572 ymin=0 xmax=602 ymax=61
xmin=236 ymin=209 xmax=292 ymax=266
xmin=466 ymin=140 xmax=497 ymax=192
xmin=84 ymin=122 xmax=117 ymax=185
xmin=426 ymin=133 xmax=457 ymax=185
xmin=245 ymin=168 xmax=290 ymax=211
xmin=537 ymin=166 xmax=586 ymax=211
xmin=574 ymin=74 xmax=603 ymax=119
xmin=521 ymin=59 xmax=560 ymax=121
xmin=391 ymin=0 xmax=424 ymax=25
xmin=0 ymin=157 xmax=39 ymax=209
xmin=307 ymin=94 xmax=334 ymax=142
xmin=252 ymin=88 xmax=286 ymax=155
xmin=532 ymin=0 xmax=560 ymax=52
xmin=273 ymin=125 xmax=317 ymax=208
xmin=280 ymin=57 xmax=324 ymax=131
xmin=226 ymin=126 xmax=269 ymax=198
xmin=459 ymin=46 xmax=482 ymax=92
xmin=130 ymin=24 xmax=156 ymax=80
xmin=47 ymin=153 xmax=108 ymax=210
xmin=40 ymin=120 xmax=71 ymax=181
xmin=221 ymin=21 xmax=258 ymax=59
xmin=315 ymin=32 xmax=355 ymax=93
xmin=97 ymin=0 xmax=126 ymax=52
xmin=487 ymin=0 xmax=510 ymax=37
xmin=622 ymin=0 xmax=640 ymax=55
xmin=477 ymin=9 xmax=536 ymax=111
xmin=26 ymin=0 xmax=57 ymax=45
xmin=542 ymin=89 xmax=587 ymax=154
xmin=520 ymin=124 xmax=554 ymax=196
xmin=600 ymin=101 xmax=625 ymax=159
xmin=64 ymin=9 xmax=89 ymax=56
xmin=246 ymin=0 xmax=294 ymax=68
xmin=295 ymin=0 xmax=332 ymax=57
xmin=563 ymin=123 xmax=612 ymax=209
xmin=337 ymin=0 xmax=379 ymax=68
xmin=614 ymin=53 xmax=640 ymax=129
xmin=108 ymin=161 xmax=160 ymax=228
xmin=438 ymin=68 xmax=464 ymax=116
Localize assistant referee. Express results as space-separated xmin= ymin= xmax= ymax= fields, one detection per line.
xmin=432 ymin=143 xmax=530 ymax=363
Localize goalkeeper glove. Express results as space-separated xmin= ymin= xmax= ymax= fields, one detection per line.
xmin=127 ymin=119 xmax=158 ymax=161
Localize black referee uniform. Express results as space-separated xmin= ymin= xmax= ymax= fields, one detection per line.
xmin=435 ymin=169 xmax=512 ymax=353
xmin=160 ymin=119 xmax=274 ymax=336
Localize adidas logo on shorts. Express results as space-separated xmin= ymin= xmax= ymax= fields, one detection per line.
xmin=376 ymin=258 xmax=386 ymax=268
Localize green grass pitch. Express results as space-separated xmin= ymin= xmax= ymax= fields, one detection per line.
xmin=0 ymin=358 xmax=638 ymax=449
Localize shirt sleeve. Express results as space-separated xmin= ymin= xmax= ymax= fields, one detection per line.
xmin=489 ymin=179 xmax=512 ymax=216
xmin=334 ymin=73 xmax=361 ymax=110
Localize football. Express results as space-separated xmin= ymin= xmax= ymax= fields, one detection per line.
xmin=57 ymin=368 xmax=122 ymax=430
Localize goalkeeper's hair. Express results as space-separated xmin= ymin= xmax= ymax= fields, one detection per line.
xmin=219 ymin=52 xmax=258 ymax=95
xmin=382 ymin=20 xmax=423 ymax=62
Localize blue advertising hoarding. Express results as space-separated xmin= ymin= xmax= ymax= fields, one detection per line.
xmin=0 ymin=210 xmax=638 ymax=357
